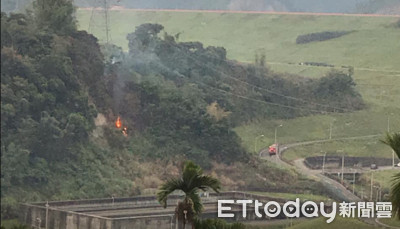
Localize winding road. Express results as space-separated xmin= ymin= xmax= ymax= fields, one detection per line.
xmin=259 ymin=134 xmax=400 ymax=228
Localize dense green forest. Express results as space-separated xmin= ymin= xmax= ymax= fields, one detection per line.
xmin=1 ymin=0 xmax=365 ymax=220
xmin=119 ymin=23 xmax=364 ymax=121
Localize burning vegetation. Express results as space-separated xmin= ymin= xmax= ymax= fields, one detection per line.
xmin=115 ymin=116 xmax=128 ymax=136
xmin=115 ymin=116 xmax=122 ymax=129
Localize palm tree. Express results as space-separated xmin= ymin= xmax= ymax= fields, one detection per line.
xmin=157 ymin=161 xmax=221 ymax=229
xmin=381 ymin=132 xmax=400 ymax=219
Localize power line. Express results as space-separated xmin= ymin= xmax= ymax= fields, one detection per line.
xmin=195 ymin=81 xmax=333 ymax=114
xmin=162 ymin=39 xmax=354 ymax=113
xmin=218 ymin=69 xmax=352 ymax=112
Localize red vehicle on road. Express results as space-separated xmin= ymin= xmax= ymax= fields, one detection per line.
xmin=268 ymin=144 xmax=278 ymax=156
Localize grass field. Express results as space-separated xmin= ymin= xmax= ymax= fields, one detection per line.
xmin=236 ymin=108 xmax=400 ymax=159
xmin=76 ymin=10 xmax=400 ymax=159
xmin=76 ymin=9 xmax=400 ymax=71
xmin=361 ymin=169 xmax=399 ymax=190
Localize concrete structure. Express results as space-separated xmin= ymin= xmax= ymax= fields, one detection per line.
xmin=20 ymin=192 xmax=288 ymax=229
xmin=304 ymin=156 xmax=399 ymax=170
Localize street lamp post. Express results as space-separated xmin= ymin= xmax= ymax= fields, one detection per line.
xmin=341 ymin=154 xmax=344 ymax=184
xmin=338 ymin=150 xmax=345 ymax=185
xmin=374 ymin=185 xmax=381 ymax=202
xmin=255 ymin=134 xmax=264 ymax=155
xmin=45 ymin=201 xmax=49 ymax=229
xmin=322 ymin=152 xmax=327 ymax=174
xmin=393 ymin=150 xmax=396 ymax=168
xmin=370 ymin=172 xmax=374 ymax=201
xmin=352 ymin=169 xmax=356 ymax=194
xmin=387 ymin=113 xmax=396 ymax=168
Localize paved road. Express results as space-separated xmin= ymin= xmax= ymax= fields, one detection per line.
xmin=260 ymin=134 xmax=399 ymax=228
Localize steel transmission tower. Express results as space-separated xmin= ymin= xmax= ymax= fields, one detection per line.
xmin=88 ymin=0 xmax=113 ymax=44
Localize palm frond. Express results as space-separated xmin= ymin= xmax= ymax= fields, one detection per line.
xmin=187 ymin=190 xmax=203 ymax=214
xmin=195 ymin=175 xmax=221 ymax=193
xmin=381 ymin=132 xmax=400 ymax=158
xmin=182 ymin=161 xmax=203 ymax=191
xmin=391 ymin=172 xmax=400 ymax=219
xmin=157 ymin=160 xmax=221 ymax=220
xmin=157 ymin=178 xmax=184 ymax=208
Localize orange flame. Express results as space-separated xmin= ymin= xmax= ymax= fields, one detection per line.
xmin=115 ymin=116 xmax=122 ymax=128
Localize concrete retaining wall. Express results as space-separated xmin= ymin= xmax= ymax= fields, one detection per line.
xmin=20 ymin=204 xmax=112 ymax=229
xmin=19 ymin=192 xmax=293 ymax=229
xmin=111 ymin=216 xmax=174 ymax=229
xmin=304 ymin=156 xmax=399 ymax=169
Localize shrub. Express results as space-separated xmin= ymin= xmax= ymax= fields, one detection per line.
xmin=296 ymin=31 xmax=353 ymax=44
xmin=301 ymin=62 xmax=334 ymax=67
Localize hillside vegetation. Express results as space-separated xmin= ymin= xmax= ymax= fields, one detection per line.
xmin=77 ymin=10 xmax=400 ymax=71
xmin=81 ymin=10 xmax=400 ymax=157
xmin=1 ymin=1 xmax=362 ymax=219
xmin=2 ymin=2 xmax=399 ymax=227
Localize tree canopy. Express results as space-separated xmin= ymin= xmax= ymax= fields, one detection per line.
xmin=33 ymin=0 xmax=76 ymax=35
xmin=157 ymin=161 xmax=221 ymax=228
xmin=1 ymin=9 xmax=365 ymax=221
xmin=381 ymin=132 xmax=400 ymax=219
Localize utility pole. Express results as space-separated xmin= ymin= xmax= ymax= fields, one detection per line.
xmin=341 ymin=154 xmax=344 ymax=184
xmin=322 ymin=152 xmax=327 ymax=174
xmin=386 ymin=114 xmax=396 ymax=168
xmin=352 ymin=170 xmax=355 ymax=194
xmin=393 ymin=150 xmax=396 ymax=168
xmin=45 ymin=201 xmax=49 ymax=229
xmin=370 ymin=172 xmax=373 ymax=201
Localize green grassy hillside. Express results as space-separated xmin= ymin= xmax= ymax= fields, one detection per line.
xmin=77 ymin=10 xmax=400 ymax=71
xmin=76 ymin=9 xmax=400 ymax=159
